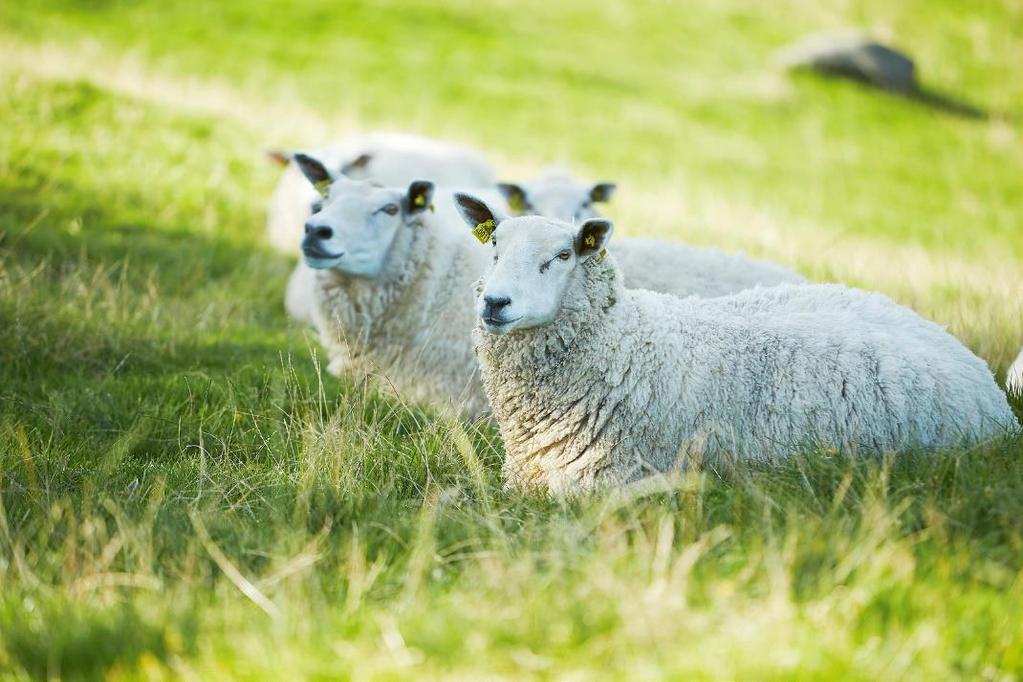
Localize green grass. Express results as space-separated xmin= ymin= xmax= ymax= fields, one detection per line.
xmin=1 ymin=1 xmax=1022 ymax=679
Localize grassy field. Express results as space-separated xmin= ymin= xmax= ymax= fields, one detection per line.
xmin=1 ymin=0 xmax=1022 ymax=678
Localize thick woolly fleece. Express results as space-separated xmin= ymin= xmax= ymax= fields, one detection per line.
xmin=504 ymin=169 xmax=805 ymax=295
xmin=474 ymin=257 xmax=1019 ymax=493
xmin=1008 ymin=347 xmax=1023 ymax=396
xmin=309 ymin=202 xmax=489 ymax=418
xmin=610 ymin=238 xmax=804 ymax=296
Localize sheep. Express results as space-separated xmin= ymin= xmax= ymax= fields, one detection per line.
xmin=453 ymin=194 xmax=1019 ymax=493
xmin=1008 ymin=347 xmax=1023 ymax=396
xmin=497 ymin=168 xmax=806 ymax=296
xmin=284 ymin=150 xmax=799 ymax=418
xmin=266 ymin=132 xmax=497 ymax=255
xmin=289 ymin=156 xmax=511 ymax=418
xmin=284 ymin=151 xmax=794 ymax=417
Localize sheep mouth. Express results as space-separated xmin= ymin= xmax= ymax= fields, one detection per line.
xmin=302 ymin=246 xmax=345 ymax=261
xmin=482 ymin=315 xmax=521 ymax=332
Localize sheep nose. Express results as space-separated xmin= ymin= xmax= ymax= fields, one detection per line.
xmin=304 ymin=223 xmax=333 ymax=240
xmin=483 ymin=295 xmax=511 ymax=315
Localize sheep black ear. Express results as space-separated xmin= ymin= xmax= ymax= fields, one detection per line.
xmin=294 ymin=153 xmax=334 ymax=196
xmin=575 ymin=218 xmax=614 ymax=258
xmin=340 ymin=153 xmax=373 ymax=177
xmin=454 ymin=193 xmax=504 ymax=244
xmin=405 ymin=180 xmax=435 ymax=214
xmin=589 ymin=183 xmax=617 ymax=203
xmin=497 ymin=183 xmax=531 ymax=214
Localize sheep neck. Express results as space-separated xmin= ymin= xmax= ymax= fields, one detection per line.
xmin=315 ymin=213 xmax=434 ymax=352
xmin=474 ymin=257 xmax=624 ymax=490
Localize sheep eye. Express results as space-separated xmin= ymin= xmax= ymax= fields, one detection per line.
xmin=557 ymin=250 xmax=572 ymax=261
xmin=380 ymin=204 xmax=399 ymax=216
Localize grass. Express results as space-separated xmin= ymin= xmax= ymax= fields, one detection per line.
xmin=1 ymin=0 xmax=1022 ymax=678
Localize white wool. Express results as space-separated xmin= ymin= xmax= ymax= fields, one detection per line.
xmin=308 ymin=191 xmax=491 ymax=418
xmin=609 ymin=238 xmax=804 ymax=296
xmin=499 ymin=169 xmax=805 ymax=296
xmin=266 ymin=133 xmax=496 ymax=255
xmin=1008 ymin=347 xmax=1023 ymax=397
xmin=294 ymin=185 xmax=798 ymax=418
xmin=472 ymin=219 xmax=1018 ymax=493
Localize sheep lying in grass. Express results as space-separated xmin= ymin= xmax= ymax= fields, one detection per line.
xmin=1008 ymin=347 xmax=1023 ymax=396
xmin=454 ymin=194 xmax=1019 ymax=493
xmin=291 ymin=157 xmax=512 ymax=418
xmin=287 ymin=151 xmax=798 ymax=418
xmin=498 ymin=168 xmax=805 ymax=296
xmin=267 ymin=132 xmax=497 ymax=255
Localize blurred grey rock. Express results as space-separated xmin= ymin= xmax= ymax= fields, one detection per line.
xmin=779 ymin=33 xmax=919 ymax=94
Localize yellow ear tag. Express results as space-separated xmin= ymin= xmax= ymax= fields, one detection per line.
xmin=585 ymin=234 xmax=596 ymax=248
xmin=314 ymin=179 xmax=331 ymax=197
xmin=597 ymin=248 xmax=608 ymax=262
xmin=472 ymin=218 xmax=496 ymax=244
xmin=414 ymin=194 xmax=426 ymax=207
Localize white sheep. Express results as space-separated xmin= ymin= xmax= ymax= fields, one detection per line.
xmin=1008 ymin=347 xmax=1023 ymax=396
xmin=497 ymin=168 xmax=805 ymax=295
xmin=284 ymin=150 xmax=800 ymax=418
xmin=290 ymin=157 xmax=507 ymax=418
xmin=453 ymin=194 xmax=1019 ymax=493
xmin=266 ymin=132 xmax=497 ymax=255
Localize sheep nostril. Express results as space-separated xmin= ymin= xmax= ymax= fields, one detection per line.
xmin=484 ymin=296 xmax=512 ymax=314
xmin=304 ymin=223 xmax=333 ymax=240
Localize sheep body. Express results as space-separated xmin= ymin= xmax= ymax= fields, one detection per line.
xmin=475 ymin=258 xmax=1018 ymax=492
xmin=306 ymin=187 xmax=498 ymax=417
xmin=499 ymin=169 xmax=805 ymax=294
xmin=610 ymin=237 xmax=804 ymax=296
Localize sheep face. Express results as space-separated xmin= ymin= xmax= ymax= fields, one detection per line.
xmin=454 ymin=193 xmax=613 ymax=335
xmin=294 ymin=153 xmax=433 ymax=278
xmin=498 ymin=174 xmax=616 ymax=223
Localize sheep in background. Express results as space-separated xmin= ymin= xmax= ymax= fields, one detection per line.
xmin=289 ymin=156 xmax=511 ymax=418
xmin=497 ymin=168 xmax=805 ymax=296
xmin=497 ymin=168 xmax=616 ymax=223
xmin=454 ymin=194 xmax=1018 ymax=493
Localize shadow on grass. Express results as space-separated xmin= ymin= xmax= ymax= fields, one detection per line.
xmin=903 ymin=85 xmax=989 ymax=121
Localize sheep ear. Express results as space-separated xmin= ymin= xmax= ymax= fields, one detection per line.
xmin=266 ymin=149 xmax=291 ymax=167
xmin=497 ymin=183 xmax=531 ymax=214
xmin=404 ymin=180 xmax=435 ymax=214
xmin=340 ymin=153 xmax=373 ymax=177
xmin=575 ymin=218 xmax=614 ymax=258
xmin=294 ymin=153 xmax=335 ymax=196
xmin=589 ymin=183 xmax=617 ymax=203
xmin=454 ymin=193 xmax=504 ymax=244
